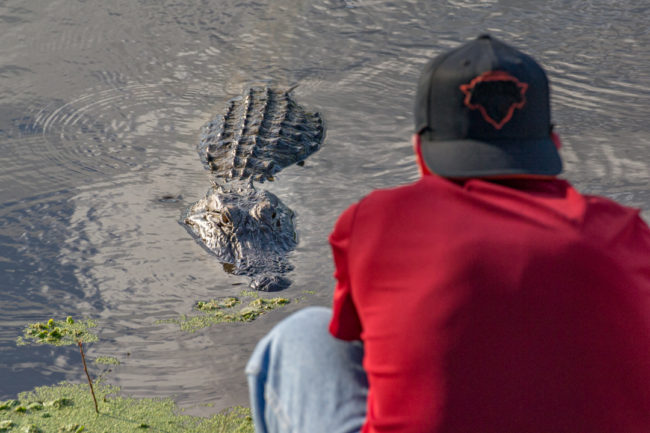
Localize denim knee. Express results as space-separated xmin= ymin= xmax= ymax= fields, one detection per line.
xmin=245 ymin=306 xmax=367 ymax=433
xmin=245 ymin=306 xmax=333 ymax=378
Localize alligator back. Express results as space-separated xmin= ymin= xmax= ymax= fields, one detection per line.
xmin=199 ymin=86 xmax=325 ymax=183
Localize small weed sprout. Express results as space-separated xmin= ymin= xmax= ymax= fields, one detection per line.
xmin=17 ymin=317 xmax=100 ymax=414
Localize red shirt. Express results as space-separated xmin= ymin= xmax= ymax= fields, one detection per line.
xmin=329 ymin=175 xmax=650 ymax=433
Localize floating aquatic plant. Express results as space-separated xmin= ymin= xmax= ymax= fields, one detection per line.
xmin=17 ymin=317 xmax=97 ymax=347
xmin=196 ymin=297 xmax=241 ymax=311
xmin=17 ymin=317 xmax=100 ymax=414
xmin=93 ymin=356 xmax=120 ymax=366
xmin=158 ymin=294 xmax=290 ymax=332
xmin=0 ymin=382 xmax=253 ymax=432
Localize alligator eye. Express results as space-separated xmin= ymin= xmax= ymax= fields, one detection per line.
xmin=221 ymin=213 xmax=230 ymax=224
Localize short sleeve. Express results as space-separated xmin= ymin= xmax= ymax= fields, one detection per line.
xmin=328 ymin=203 xmax=363 ymax=341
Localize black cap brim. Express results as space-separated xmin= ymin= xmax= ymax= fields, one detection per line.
xmin=420 ymin=136 xmax=563 ymax=178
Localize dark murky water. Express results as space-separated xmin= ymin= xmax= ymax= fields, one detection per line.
xmin=1 ymin=0 xmax=648 ymax=414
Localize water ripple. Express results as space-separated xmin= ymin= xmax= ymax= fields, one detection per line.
xmin=1 ymin=81 xmax=216 ymax=202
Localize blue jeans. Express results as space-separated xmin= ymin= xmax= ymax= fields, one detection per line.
xmin=246 ymin=307 xmax=368 ymax=433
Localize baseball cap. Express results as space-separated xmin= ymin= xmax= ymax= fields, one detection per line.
xmin=414 ymin=34 xmax=562 ymax=178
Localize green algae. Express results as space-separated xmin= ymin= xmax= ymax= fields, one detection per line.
xmin=16 ymin=318 xmax=97 ymax=347
xmin=0 ymin=401 xmax=19 ymax=411
xmin=12 ymin=315 xmax=255 ymax=432
xmin=93 ymin=356 xmax=120 ymax=366
xmin=43 ymin=398 xmax=72 ymax=410
xmin=24 ymin=404 xmax=41 ymax=412
xmin=196 ymin=297 xmax=241 ymax=311
xmin=59 ymin=423 xmax=85 ymax=432
xmin=0 ymin=420 xmax=15 ymax=431
xmin=158 ymin=294 xmax=290 ymax=332
xmin=0 ymin=382 xmax=252 ymax=433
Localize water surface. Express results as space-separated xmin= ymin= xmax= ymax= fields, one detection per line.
xmin=1 ymin=0 xmax=648 ymax=413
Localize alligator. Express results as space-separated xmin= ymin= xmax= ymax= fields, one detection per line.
xmin=184 ymin=86 xmax=324 ymax=291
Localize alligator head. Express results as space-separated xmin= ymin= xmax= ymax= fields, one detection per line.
xmin=184 ymin=182 xmax=297 ymax=291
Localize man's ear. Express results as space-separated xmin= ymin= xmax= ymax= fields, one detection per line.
xmin=412 ymin=134 xmax=432 ymax=176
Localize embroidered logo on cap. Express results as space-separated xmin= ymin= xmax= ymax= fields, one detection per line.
xmin=460 ymin=71 xmax=528 ymax=130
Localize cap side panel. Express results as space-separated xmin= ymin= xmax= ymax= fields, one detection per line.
xmin=414 ymin=49 xmax=459 ymax=134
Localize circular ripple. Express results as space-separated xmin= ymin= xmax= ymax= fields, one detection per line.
xmin=6 ymin=81 xmax=215 ymax=196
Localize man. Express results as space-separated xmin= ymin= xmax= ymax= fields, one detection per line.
xmin=246 ymin=35 xmax=650 ymax=433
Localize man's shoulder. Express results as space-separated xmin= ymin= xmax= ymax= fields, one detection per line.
xmin=581 ymin=191 xmax=650 ymax=243
xmin=360 ymin=176 xmax=450 ymax=204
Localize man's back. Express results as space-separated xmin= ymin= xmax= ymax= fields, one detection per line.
xmin=330 ymin=175 xmax=650 ymax=433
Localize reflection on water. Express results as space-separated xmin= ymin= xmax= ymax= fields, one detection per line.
xmin=1 ymin=0 xmax=648 ymax=413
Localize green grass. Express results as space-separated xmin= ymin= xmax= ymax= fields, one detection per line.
xmin=0 ymin=382 xmax=253 ymax=433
